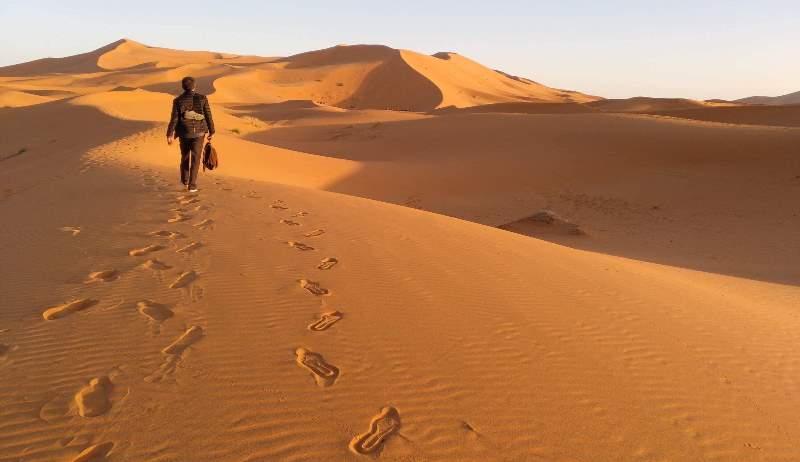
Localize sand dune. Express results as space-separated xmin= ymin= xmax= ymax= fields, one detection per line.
xmin=0 ymin=39 xmax=126 ymax=76
xmin=587 ymin=96 xmax=800 ymax=126
xmin=0 ymin=38 xmax=267 ymax=77
xmin=210 ymin=44 xmax=449 ymax=109
xmin=0 ymin=89 xmax=54 ymax=107
xmin=433 ymin=101 xmax=597 ymax=115
xmin=2 ymin=143 xmax=799 ymax=461
xmin=246 ymin=112 xmax=800 ymax=285
xmin=1 ymin=39 xmax=799 ymax=462
xmin=647 ymin=104 xmax=800 ymax=127
xmin=1 ymin=39 xmax=597 ymax=111
xmin=737 ymin=89 xmax=800 ymax=106
xmin=589 ymin=96 xmax=717 ymax=112
xmin=401 ymin=50 xmax=599 ymax=107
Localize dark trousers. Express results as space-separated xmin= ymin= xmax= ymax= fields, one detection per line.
xmin=179 ymin=136 xmax=204 ymax=188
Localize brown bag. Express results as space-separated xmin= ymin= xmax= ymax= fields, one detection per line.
xmin=202 ymin=141 xmax=218 ymax=171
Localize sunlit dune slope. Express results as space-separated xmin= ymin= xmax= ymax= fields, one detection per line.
xmin=209 ymin=44 xmax=601 ymax=109
xmin=1 ymin=39 xmax=597 ymax=112
xmin=0 ymin=89 xmax=54 ymax=107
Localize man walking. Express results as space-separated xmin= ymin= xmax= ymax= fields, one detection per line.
xmin=167 ymin=76 xmax=215 ymax=192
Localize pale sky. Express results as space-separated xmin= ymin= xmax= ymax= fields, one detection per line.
xmin=1 ymin=0 xmax=797 ymax=100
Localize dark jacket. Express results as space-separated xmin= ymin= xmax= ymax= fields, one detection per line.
xmin=167 ymin=91 xmax=215 ymax=139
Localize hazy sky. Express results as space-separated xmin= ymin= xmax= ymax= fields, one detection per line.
xmin=1 ymin=0 xmax=797 ymax=100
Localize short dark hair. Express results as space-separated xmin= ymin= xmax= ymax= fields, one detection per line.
xmin=181 ymin=76 xmax=196 ymax=91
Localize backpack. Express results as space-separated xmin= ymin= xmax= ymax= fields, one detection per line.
xmin=202 ymin=141 xmax=218 ymax=171
xmin=182 ymin=94 xmax=205 ymax=121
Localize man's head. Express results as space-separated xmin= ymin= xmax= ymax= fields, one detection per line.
xmin=181 ymin=76 xmax=196 ymax=92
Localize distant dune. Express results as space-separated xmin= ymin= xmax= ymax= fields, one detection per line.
xmin=433 ymin=101 xmax=597 ymax=115
xmin=0 ymin=39 xmax=599 ymax=111
xmin=736 ymin=89 xmax=800 ymax=106
xmin=648 ymin=104 xmax=800 ymax=127
xmin=589 ymin=96 xmax=717 ymax=112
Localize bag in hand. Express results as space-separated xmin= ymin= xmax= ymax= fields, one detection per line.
xmin=202 ymin=141 xmax=219 ymax=171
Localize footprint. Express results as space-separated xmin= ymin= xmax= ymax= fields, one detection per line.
xmin=167 ymin=214 xmax=191 ymax=223
xmin=304 ymin=229 xmax=325 ymax=237
xmin=162 ymin=326 xmax=203 ymax=355
xmin=280 ymin=219 xmax=300 ymax=226
xmin=137 ymin=300 xmax=173 ymax=322
xmin=43 ymin=299 xmax=99 ymax=320
xmin=146 ymin=326 xmax=203 ymax=382
xmin=308 ymin=311 xmax=343 ymax=331
xmin=295 ymin=348 xmax=339 ymax=387
xmin=74 ymin=376 xmax=112 ymax=417
xmin=299 ymin=279 xmax=329 ymax=296
xmin=59 ymin=226 xmax=81 ymax=236
xmin=149 ymin=230 xmax=185 ymax=239
xmin=193 ymin=219 xmax=214 ymax=229
xmin=142 ymin=259 xmax=171 ymax=270
xmin=176 ymin=242 xmax=202 ymax=253
xmin=270 ymin=203 xmax=288 ymax=210
xmin=71 ymin=442 xmax=114 ymax=462
xmin=317 ymin=258 xmax=338 ymax=270
xmin=179 ymin=198 xmax=199 ymax=205
xmin=84 ymin=270 xmax=118 ymax=283
xmin=287 ymin=241 xmax=314 ymax=251
xmin=169 ymin=271 xmax=197 ymax=289
xmin=293 ymin=211 xmax=309 ymax=217
xmin=349 ymin=407 xmax=402 ymax=455
xmin=129 ymin=245 xmax=164 ymax=257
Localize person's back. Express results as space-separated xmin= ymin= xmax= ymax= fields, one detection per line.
xmin=167 ymin=76 xmax=215 ymax=192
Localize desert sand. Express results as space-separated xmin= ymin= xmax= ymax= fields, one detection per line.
xmin=1 ymin=39 xmax=799 ymax=462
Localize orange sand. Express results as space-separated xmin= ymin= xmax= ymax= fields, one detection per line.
xmin=1 ymin=39 xmax=799 ymax=462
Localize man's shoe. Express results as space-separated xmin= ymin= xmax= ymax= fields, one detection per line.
xmin=189 ymin=186 xmax=198 ymax=193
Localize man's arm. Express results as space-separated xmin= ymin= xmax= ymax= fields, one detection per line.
xmin=203 ymin=96 xmax=215 ymax=137
xmin=167 ymin=99 xmax=179 ymax=140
